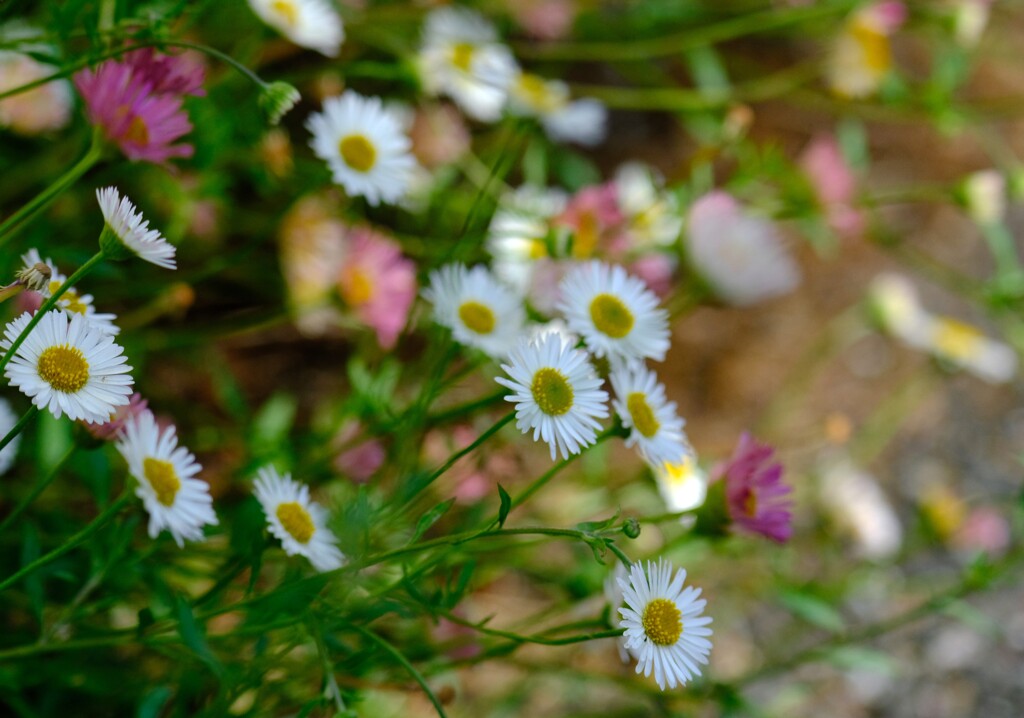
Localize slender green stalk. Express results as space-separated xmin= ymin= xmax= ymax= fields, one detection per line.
xmin=426 ymin=388 xmax=507 ymax=426
xmin=348 ymin=623 xmax=448 ymax=718
xmin=0 ymin=406 xmax=37 ymax=457
xmin=0 ymin=252 xmax=106 ymax=376
xmin=0 ymin=444 xmax=73 ymax=534
xmin=0 ymin=491 xmax=132 ymax=594
xmin=0 ymin=141 xmax=103 ymax=248
xmin=438 ymin=609 xmax=622 ymax=647
xmin=508 ymin=429 xmax=617 ymax=513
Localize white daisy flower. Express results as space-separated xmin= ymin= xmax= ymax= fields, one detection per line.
xmin=2 ymin=310 xmax=133 ymax=423
xmin=247 ymin=0 xmax=344 ymax=57
xmin=507 ymin=72 xmax=607 ymax=146
xmin=686 ymin=191 xmax=799 ymax=306
xmin=617 ymin=559 xmax=713 ymax=690
xmin=0 ymin=397 xmax=20 ymax=476
xmin=610 ymin=364 xmax=689 ymax=467
xmin=418 ymin=7 xmax=519 ymax=122
xmin=603 ymin=562 xmax=634 ymax=664
xmin=21 ymin=250 xmax=120 ymax=336
xmin=487 ymin=185 xmax=567 ymax=293
xmin=306 ymin=91 xmax=417 ymax=206
xmin=117 ymin=410 xmax=218 ymax=547
xmin=496 ymin=332 xmax=609 ymax=460
xmin=558 ymin=260 xmax=670 ymax=363
xmin=615 ymin=163 xmax=685 ymax=250
xmin=653 ymin=454 xmax=708 ymax=514
xmin=423 ymin=263 xmax=526 ymax=358
xmin=253 ymin=465 xmax=346 ymax=572
xmin=921 ymin=315 xmax=1017 ymax=384
xmin=96 ymin=187 xmax=177 ymax=269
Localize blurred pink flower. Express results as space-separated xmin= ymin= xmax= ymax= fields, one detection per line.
xmin=83 ymin=393 xmax=149 ymax=442
xmin=868 ymin=1 xmax=908 ymax=32
xmin=629 ymin=254 xmax=676 ymax=298
xmin=337 ymin=227 xmax=416 ymax=349
xmin=335 ymin=438 xmax=385 ymax=483
xmin=510 ymin=0 xmax=576 ymax=40
xmin=409 ymin=103 xmax=471 ymax=169
xmin=0 ymin=52 xmax=73 ymax=135
xmin=713 ymin=433 xmax=793 ymax=543
xmin=553 ymin=182 xmax=625 ymax=259
xmin=953 ymin=506 xmax=1010 ymax=557
xmin=799 ymin=134 xmax=864 ymax=238
xmin=74 ymin=50 xmax=205 ymax=163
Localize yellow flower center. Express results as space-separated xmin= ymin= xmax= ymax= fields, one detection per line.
xmin=37 ymin=344 xmax=90 ymax=393
xmin=451 ymin=42 xmax=475 ymax=72
xmin=527 ymin=239 xmax=548 ymax=260
xmin=458 ymin=301 xmax=496 ymax=335
xmin=932 ymin=318 xmax=983 ymax=362
xmin=340 ymin=267 xmax=374 ymax=306
xmin=531 ymin=367 xmax=574 ymax=416
xmin=572 ymin=213 xmax=600 ymax=258
xmin=742 ymin=489 xmax=758 ymax=517
xmin=516 ymin=73 xmax=560 ymax=113
xmin=589 ymin=293 xmax=634 ymax=339
xmin=641 ymin=597 xmax=683 ymax=646
xmin=663 ymin=457 xmax=695 ymax=486
xmin=626 ymin=392 xmax=660 ymax=438
xmin=850 ymin=23 xmax=891 ymax=73
xmin=338 ymin=134 xmax=377 ymax=173
xmin=276 ymin=501 xmax=315 ymax=544
xmin=123 ymin=115 xmax=150 ymax=146
xmin=271 ymin=0 xmax=299 ymax=26
xmin=143 ymin=457 xmax=181 ymax=507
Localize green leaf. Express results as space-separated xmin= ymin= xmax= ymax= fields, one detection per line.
xmin=777 ymin=590 xmax=845 ymax=633
xmin=136 ymin=686 xmax=173 ymax=718
xmin=497 ymin=484 xmax=512 ymax=528
xmin=576 ymin=511 xmax=621 ymax=533
xmin=252 ymin=393 xmax=297 ymax=448
xmin=824 ymin=646 xmax=899 ymax=674
xmin=412 ymin=498 xmax=456 ymax=542
xmin=176 ymin=597 xmax=223 ymax=677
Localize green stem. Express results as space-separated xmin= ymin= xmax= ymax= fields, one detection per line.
xmin=0 ymin=491 xmax=132 ymax=594
xmin=425 ymin=388 xmax=507 ymax=426
xmin=437 ymin=610 xmax=622 ymax=647
xmin=0 ymin=141 xmax=103 ymax=248
xmin=348 ymin=623 xmax=448 ymax=718
xmin=0 ymin=443 xmax=73 ymax=534
xmin=0 ymin=252 xmax=106 ymax=376
xmin=0 ymin=406 xmax=37 ymax=457
xmin=508 ymin=429 xmax=617 ymax=513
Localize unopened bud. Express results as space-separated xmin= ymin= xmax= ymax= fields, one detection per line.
xmin=622 ymin=518 xmax=641 ymax=539
xmin=16 ymin=262 xmax=51 ymax=292
xmin=259 ymin=81 xmax=301 ymax=125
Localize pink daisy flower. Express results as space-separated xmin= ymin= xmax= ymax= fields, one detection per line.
xmin=713 ymin=433 xmax=793 ymax=543
xmin=82 ymin=392 xmax=149 ymax=442
xmin=336 ymin=227 xmax=416 ymax=349
xmin=799 ymin=134 xmax=864 ymax=238
xmin=74 ymin=50 xmax=205 ymax=164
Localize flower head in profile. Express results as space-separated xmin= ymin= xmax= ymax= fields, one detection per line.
xmin=97 ymin=187 xmax=177 ymax=269
xmin=686 ymin=191 xmax=799 ymax=306
xmin=253 ymin=465 xmax=346 ymax=572
xmin=713 ymin=433 xmax=792 ymax=543
xmin=247 ymin=0 xmax=344 ymax=57
xmin=487 ymin=184 xmax=567 ymax=293
xmin=496 ymin=332 xmax=609 ymax=460
xmin=117 ymin=410 xmax=218 ymax=546
xmin=424 ymin=264 xmax=526 ymax=359
xmin=418 ymin=6 xmax=519 ymax=122
xmin=2 ymin=310 xmax=133 ymax=423
xmin=507 ymin=72 xmax=606 ymax=146
xmin=617 ymin=559 xmax=713 ymax=690
xmin=827 ymin=1 xmax=906 ymax=98
xmin=558 ymin=260 xmax=670 ymax=363
xmin=20 ymin=249 xmax=120 ymax=336
xmin=306 ymin=91 xmax=417 ymax=206
xmin=74 ymin=50 xmax=204 ymax=163
xmin=0 ymin=50 xmax=72 ymax=135
xmin=259 ymin=81 xmax=302 ymax=125
xmin=610 ymin=364 xmax=690 ymax=468
xmin=337 ymin=226 xmax=417 ymax=350
xmin=0 ymin=397 xmax=20 ymax=476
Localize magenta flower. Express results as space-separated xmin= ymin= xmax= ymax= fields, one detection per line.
xmin=74 ymin=50 xmax=205 ymax=163
xmin=553 ymin=182 xmax=626 ymax=258
xmin=336 ymin=227 xmax=416 ymax=349
xmin=713 ymin=433 xmax=793 ymax=543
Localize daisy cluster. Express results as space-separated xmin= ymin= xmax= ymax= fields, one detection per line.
xmin=295 ymin=6 xmax=608 ymax=207
xmin=0 ymin=190 xmax=345 ymax=573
